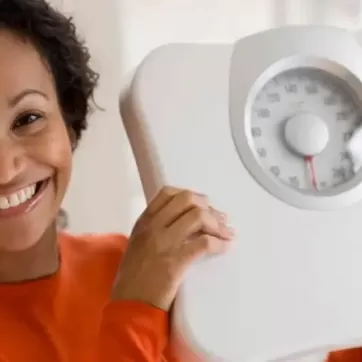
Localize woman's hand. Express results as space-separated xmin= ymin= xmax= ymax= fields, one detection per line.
xmin=111 ymin=186 xmax=234 ymax=311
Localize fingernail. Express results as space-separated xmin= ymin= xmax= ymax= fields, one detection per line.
xmin=219 ymin=212 xmax=228 ymax=222
xmin=225 ymin=225 xmax=235 ymax=236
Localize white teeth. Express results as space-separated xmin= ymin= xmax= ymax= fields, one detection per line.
xmin=25 ymin=187 xmax=32 ymax=199
xmin=0 ymin=183 xmax=38 ymax=210
xmin=0 ymin=197 xmax=9 ymax=210
xmin=9 ymin=194 xmax=20 ymax=207
xmin=18 ymin=190 xmax=27 ymax=203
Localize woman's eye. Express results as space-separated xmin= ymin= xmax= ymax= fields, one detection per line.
xmin=13 ymin=113 xmax=42 ymax=129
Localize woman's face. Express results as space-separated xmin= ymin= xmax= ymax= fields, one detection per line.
xmin=0 ymin=29 xmax=72 ymax=251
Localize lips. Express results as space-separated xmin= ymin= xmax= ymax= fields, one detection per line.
xmin=0 ymin=179 xmax=49 ymax=218
xmin=0 ymin=183 xmax=38 ymax=210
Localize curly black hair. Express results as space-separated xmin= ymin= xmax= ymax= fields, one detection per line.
xmin=0 ymin=0 xmax=99 ymax=142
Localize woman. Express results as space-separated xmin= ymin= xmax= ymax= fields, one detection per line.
xmin=0 ymin=1 xmax=356 ymax=362
xmin=0 ymin=1 xmax=233 ymax=361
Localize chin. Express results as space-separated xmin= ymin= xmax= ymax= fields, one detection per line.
xmin=0 ymin=226 xmax=47 ymax=252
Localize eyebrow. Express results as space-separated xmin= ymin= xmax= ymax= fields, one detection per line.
xmin=9 ymin=89 xmax=49 ymax=107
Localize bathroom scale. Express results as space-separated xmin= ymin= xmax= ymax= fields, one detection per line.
xmin=120 ymin=25 xmax=362 ymax=361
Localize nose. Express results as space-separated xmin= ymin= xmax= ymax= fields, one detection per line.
xmin=0 ymin=139 xmax=26 ymax=185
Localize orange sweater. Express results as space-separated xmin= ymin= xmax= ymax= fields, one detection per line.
xmin=0 ymin=232 xmax=357 ymax=362
xmin=0 ymin=232 xmax=178 ymax=362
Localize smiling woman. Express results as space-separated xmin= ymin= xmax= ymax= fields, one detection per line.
xmin=0 ymin=1 xmax=232 ymax=362
xmin=0 ymin=34 xmax=77 ymax=264
xmin=0 ymin=33 xmax=71 ymax=250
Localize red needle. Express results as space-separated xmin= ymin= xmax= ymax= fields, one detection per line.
xmin=304 ymin=155 xmax=318 ymax=191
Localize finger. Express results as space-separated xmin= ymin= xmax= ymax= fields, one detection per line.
xmin=151 ymin=190 xmax=209 ymax=229
xmin=166 ymin=207 xmax=234 ymax=242
xmin=145 ymin=186 xmax=181 ymax=216
xmin=180 ymin=234 xmax=232 ymax=265
xmin=133 ymin=186 xmax=181 ymax=233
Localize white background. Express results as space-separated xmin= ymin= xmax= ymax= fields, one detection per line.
xmin=49 ymin=0 xmax=362 ymax=235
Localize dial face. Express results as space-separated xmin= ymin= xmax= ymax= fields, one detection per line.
xmin=250 ymin=68 xmax=362 ymax=192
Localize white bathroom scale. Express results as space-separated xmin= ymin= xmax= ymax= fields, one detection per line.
xmin=120 ymin=26 xmax=362 ymax=361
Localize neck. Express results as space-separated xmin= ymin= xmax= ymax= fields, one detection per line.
xmin=0 ymin=225 xmax=59 ymax=284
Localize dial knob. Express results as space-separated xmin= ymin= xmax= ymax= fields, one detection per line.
xmin=284 ymin=113 xmax=330 ymax=157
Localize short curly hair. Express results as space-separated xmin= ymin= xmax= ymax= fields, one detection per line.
xmin=0 ymin=0 xmax=99 ymax=142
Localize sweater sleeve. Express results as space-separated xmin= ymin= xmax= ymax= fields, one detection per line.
xmin=326 ymin=349 xmax=362 ymax=362
xmin=98 ymin=300 xmax=169 ymax=362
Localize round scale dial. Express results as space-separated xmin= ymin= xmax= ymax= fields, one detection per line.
xmin=251 ymin=68 xmax=362 ymax=192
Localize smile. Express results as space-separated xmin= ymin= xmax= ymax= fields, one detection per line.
xmin=0 ymin=179 xmax=49 ymax=217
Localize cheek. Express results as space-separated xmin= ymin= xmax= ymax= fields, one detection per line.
xmin=29 ymin=120 xmax=73 ymax=183
xmin=47 ymin=128 xmax=73 ymax=174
